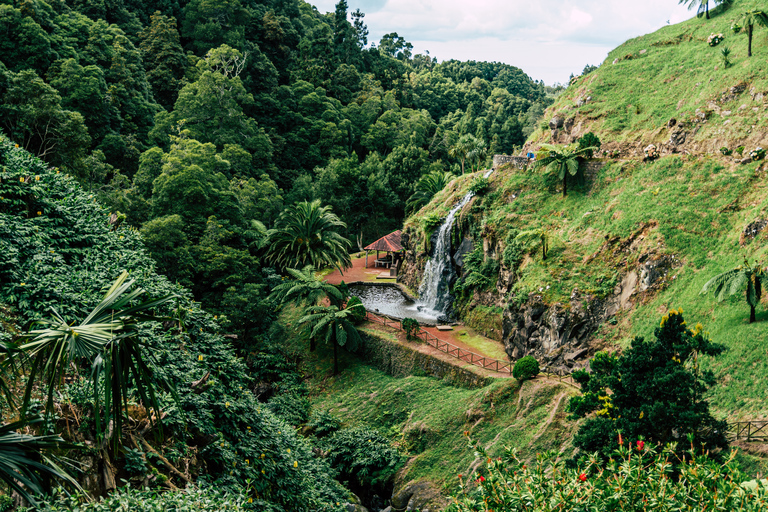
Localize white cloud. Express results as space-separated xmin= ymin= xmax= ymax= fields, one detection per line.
xmin=308 ymin=0 xmax=695 ymax=84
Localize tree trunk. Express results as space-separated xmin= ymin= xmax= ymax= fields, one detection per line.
xmin=461 ymin=158 xmax=465 ymax=175
xmin=333 ymin=341 xmax=339 ymax=375
xmin=748 ymin=25 xmax=753 ymax=57
xmin=562 ymin=175 xmax=567 ymax=197
xmin=705 ymin=2 xmax=709 ymax=19
xmin=750 ymin=304 xmax=756 ymax=323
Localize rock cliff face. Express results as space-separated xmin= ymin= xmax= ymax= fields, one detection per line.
xmin=402 ymin=206 xmax=679 ymax=370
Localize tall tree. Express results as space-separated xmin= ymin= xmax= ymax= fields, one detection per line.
xmin=264 ymin=200 xmax=352 ymax=272
xmin=139 ymin=11 xmax=189 ymax=108
xmin=448 ymin=134 xmax=479 ymax=175
xmin=701 ymin=258 xmax=766 ymax=323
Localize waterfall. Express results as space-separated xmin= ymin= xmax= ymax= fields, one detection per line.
xmin=417 ymin=170 xmax=493 ymax=318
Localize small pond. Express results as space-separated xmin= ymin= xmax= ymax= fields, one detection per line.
xmin=348 ymin=283 xmax=445 ymax=325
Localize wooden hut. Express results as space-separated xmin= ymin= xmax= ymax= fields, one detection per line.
xmin=364 ymin=230 xmax=404 ymax=269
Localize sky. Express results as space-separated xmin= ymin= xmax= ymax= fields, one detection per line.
xmin=307 ymin=0 xmax=697 ymax=85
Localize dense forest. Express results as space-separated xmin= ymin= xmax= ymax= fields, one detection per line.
xmin=0 ymin=0 xmax=555 ymax=334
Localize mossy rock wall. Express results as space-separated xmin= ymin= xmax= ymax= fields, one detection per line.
xmin=361 ymin=331 xmax=493 ymax=389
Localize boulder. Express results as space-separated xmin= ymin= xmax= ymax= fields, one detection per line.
xmin=548 ymin=116 xmax=564 ymax=130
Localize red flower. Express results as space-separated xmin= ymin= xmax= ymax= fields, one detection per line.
xmin=478 ymin=476 xmax=486 ymax=483
xmin=458 ymin=474 xmax=463 ymax=479
xmin=618 ymin=433 xmax=623 ymax=445
xmin=578 ymin=473 xmax=587 ymax=482
xmin=637 ymin=440 xmax=645 ymax=451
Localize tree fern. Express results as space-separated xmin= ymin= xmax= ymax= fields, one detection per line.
xmin=701 ymin=260 xmax=766 ymax=323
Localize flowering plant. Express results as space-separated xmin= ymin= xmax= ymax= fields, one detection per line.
xmin=731 ymin=23 xmax=742 ymax=34
xmin=749 ymin=147 xmax=766 ymax=161
xmin=644 ymin=144 xmax=659 ymax=160
xmin=720 ymin=146 xmax=733 ymax=156
xmin=708 ymin=33 xmax=725 ymax=46
xmin=447 ymin=436 xmax=768 ymax=511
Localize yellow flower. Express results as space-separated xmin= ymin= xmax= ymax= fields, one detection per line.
xmin=287 ymin=449 xmax=290 ymax=453
xmin=198 ymin=355 xmax=203 ymax=361
xmin=260 ymin=453 xmax=265 ymax=459
xmin=248 ymin=498 xmax=253 ymax=504
xmin=639 ymin=411 xmax=644 ymax=419
xmin=14 ymin=144 xmax=18 ymax=148
xmin=225 ymin=402 xmax=230 ymax=408
xmin=19 ymin=177 xmax=24 ymax=182
xmin=245 ymin=459 xmax=249 ymax=465
xmin=37 ymin=211 xmax=41 ymax=215
xmin=35 ymin=175 xmax=39 ymax=181
xmin=20 ymin=283 xmax=25 ymax=286
xmin=293 ymin=461 xmax=298 ymax=468
xmin=261 ymin=469 xmax=265 ymax=474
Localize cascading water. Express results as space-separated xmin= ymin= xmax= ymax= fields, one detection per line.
xmin=417 ymin=170 xmax=494 ymax=319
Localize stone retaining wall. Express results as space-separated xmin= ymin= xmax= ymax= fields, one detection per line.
xmin=361 ymin=331 xmax=493 ymax=389
xmin=492 ymin=154 xmax=530 ymax=170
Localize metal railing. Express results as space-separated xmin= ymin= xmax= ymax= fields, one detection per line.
xmin=364 ymin=312 xmax=513 ymax=374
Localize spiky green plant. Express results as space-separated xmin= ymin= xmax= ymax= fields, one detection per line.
xmin=20 ymin=271 xmax=176 ymax=445
xmin=720 ymin=45 xmax=732 ymax=67
xmin=268 ymin=265 xmax=344 ymax=307
xmin=298 ymin=301 xmax=365 ymax=375
xmin=264 ymin=200 xmax=352 ymax=273
xmin=700 ymin=258 xmax=766 ymax=323
xmin=406 ymin=170 xmax=455 ymax=214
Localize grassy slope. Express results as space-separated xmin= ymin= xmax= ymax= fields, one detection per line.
xmin=529 ymin=0 xmax=768 ymax=151
xmin=406 ymin=0 xmax=768 ymax=420
xmin=298 ymin=2 xmax=768 ymax=498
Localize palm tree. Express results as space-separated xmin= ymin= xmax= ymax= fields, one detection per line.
xmin=678 ymin=0 xmax=730 ymax=20
xmin=21 ymin=271 xmax=176 ymax=446
xmin=466 ymin=138 xmax=488 ymax=173
xmin=701 ymin=259 xmax=766 ymax=323
xmin=448 ymin=134 xmax=479 ymax=175
xmin=406 ymin=170 xmax=455 ymax=214
xmin=264 ymin=200 xmax=352 ymax=273
xmin=735 ymin=10 xmax=768 ymax=57
xmin=299 ymin=301 xmax=365 ymax=375
xmin=268 ymin=265 xmax=344 ymax=307
xmin=534 ymin=143 xmax=596 ymax=197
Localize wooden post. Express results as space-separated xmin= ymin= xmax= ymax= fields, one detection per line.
xmin=365 ymin=250 xmax=368 ymax=268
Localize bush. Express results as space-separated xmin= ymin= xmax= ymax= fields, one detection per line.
xmin=447 ymin=436 xmax=768 ymax=512
xmin=346 ymin=296 xmax=366 ymax=324
xmin=267 ymin=392 xmax=311 ymax=426
xmin=469 ymin=177 xmax=489 ymax=195
xmin=323 ymin=426 xmax=404 ymax=489
xmin=401 ymin=318 xmax=420 ymax=340
xmin=512 ymin=356 xmax=539 ymax=381
xmin=577 ymin=132 xmax=601 ymax=158
xmin=307 ymin=410 xmax=341 ymax=438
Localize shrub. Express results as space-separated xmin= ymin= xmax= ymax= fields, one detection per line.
xmin=346 ymin=296 xmax=366 ymax=324
xmin=512 ymin=355 xmax=539 ymax=381
xmin=576 ymin=132 xmax=601 ymax=158
xmin=749 ymin=147 xmax=765 ymax=161
xmin=267 ymin=392 xmax=311 ymax=426
xmin=707 ymin=33 xmax=725 ymax=46
xmin=644 ymin=144 xmax=659 ymax=160
xmin=720 ymin=146 xmax=733 ymax=155
xmin=469 ymin=177 xmax=489 ymax=195
xmin=735 ymin=145 xmax=745 ymax=155
xmin=323 ymin=426 xmax=404 ymax=490
xmin=447 ymin=436 xmax=768 ymax=512
xmin=401 ymin=318 xmax=420 ymax=340
xmin=307 ymin=410 xmax=341 ymax=438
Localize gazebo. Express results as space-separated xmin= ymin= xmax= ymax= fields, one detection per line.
xmin=364 ymin=230 xmax=404 ymax=269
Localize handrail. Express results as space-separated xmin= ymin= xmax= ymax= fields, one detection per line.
xmin=729 ymin=421 xmax=768 ymax=441
xmin=364 ymin=311 xmax=513 ymax=374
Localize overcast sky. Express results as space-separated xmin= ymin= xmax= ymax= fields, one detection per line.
xmin=308 ymin=0 xmax=696 ymax=85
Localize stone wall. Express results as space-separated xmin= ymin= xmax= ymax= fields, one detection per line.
xmin=492 ymin=154 xmax=530 ymax=170
xmin=361 ymin=331 xmax=493 ymax=389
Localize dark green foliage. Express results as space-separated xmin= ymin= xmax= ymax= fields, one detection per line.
xmin=267 ymin=392 xmax=311 ymax=426
xmin=502 ymin=229 xmax=523 ymax=271
xmin=264 ymin=200 xmax=353 ymax=273
xmin=346 ymin=296 xmax=367 ymax=324
xmin=308 ymin=410 xmax=342 ymax=439
xmin=512 ymin=355 xmax=539 ymax=381
xmin=323 ymin=426 xmax=404 ymax=490
xmin=401 ymin=318 xmax=420 ymax=340
xmin=407 ymin=170 xmax=456 ymax=214
xmin=577 ymin=132 xmax=601 ymax=158
xmin=469 ymin=177 xmax=490 ymax=196
xmin=568 ymin=310 xmax=727 ymax=460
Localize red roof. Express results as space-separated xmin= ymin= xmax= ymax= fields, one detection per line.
xmin=364 ymin=230 xmax=403 ymax=252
